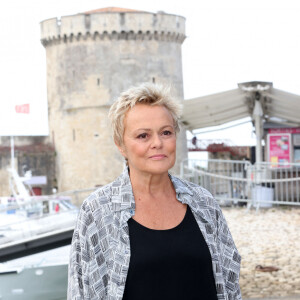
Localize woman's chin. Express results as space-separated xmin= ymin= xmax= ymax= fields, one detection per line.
xmin=128 ymin=157 xmax=176 ymax=176
xmin=145 ymin=162 xmax=175 ymax=175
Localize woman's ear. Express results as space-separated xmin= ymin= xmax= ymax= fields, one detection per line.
xmin=115 ymin=140 xmax=127 ymax=159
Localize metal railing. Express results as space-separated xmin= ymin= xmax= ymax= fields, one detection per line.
xmin=0 ymin=196 xmax=79 ymax=246
xmin=55 ymin=187 xmax=98 ymax=207
xmin=180 ymin=159 xmax=300 ymax=207
xmin=0 ymin=187 xmax=102 ymax=254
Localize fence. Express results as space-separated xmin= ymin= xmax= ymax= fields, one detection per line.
xmin=180 ymin=159 xmax=300 ymax=207
xmin=55 ymin=187 xmax=98 ymax=207
xmin=61 ymin=161 xmax=300 ymax=208
xmin=0 ymin=195 xmax=79 ymax=248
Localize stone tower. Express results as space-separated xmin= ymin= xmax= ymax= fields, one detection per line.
xmin=40 ymin=7 xmax=187 ymax=192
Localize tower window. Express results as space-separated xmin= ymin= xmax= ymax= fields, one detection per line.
xmin=73 ymin=129 xmax=76 ymax=141
xmin=120 ymin=13 xmax=125 ymax=25
xmin=152 ymin=77 xmax=155 ymax=83
xmin=97 ymin=78 xmax=100 ymax=86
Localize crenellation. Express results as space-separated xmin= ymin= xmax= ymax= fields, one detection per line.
xmin=42 ymin=30 xmax=185 ymax=46
xmin=41 ymin=12 xmax=185 ymax=46
xmin=84 ymin=32 xmax=92 ymax=41
xmin=76 ymin=32 xmax=82 ymax=41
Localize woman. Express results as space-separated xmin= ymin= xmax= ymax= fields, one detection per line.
xmin=68 ymin=83 xmax=242 ymax=300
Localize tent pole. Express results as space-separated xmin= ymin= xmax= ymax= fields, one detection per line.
xmin=253 ymin=99 xmax=263 ymax=184
xmin=253 ymin=99 xmax=263 ymax=164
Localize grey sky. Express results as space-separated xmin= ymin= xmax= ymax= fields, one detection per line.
xmin=1 ymin=0 xmax=299 ymax=143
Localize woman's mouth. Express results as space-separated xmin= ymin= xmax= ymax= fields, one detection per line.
xmin=149 ymin=154 xmax=167 ymax=160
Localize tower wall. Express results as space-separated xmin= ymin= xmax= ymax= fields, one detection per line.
xmin=41 ymin=10 xmax=187 ymax=191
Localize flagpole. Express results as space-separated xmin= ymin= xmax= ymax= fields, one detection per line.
xmin=10 ymin=136 xmax=14 ymax=170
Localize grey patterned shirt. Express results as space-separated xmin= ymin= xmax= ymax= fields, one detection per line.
xmin=68 ymin=168 xmax=242 ymax=300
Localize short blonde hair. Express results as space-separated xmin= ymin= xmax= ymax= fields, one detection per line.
xmin=108 ymin=83 xmax=182 ymax=146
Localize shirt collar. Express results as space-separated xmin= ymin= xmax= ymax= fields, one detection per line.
xmin=111 ymin=167 xmax=194 ymax=212
xmin=110 ymin=167 xmax=135 ymax=212
xmin=111 ymin=167 xmax=212 ymax=229
xmin=168 ymin=174 xmax=194 ymax=197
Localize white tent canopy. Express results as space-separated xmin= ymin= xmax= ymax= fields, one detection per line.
xmin=182 ymin=81 xmax=300 ymax=130
xmin=182 ymin=81 xmax=300 ymax=163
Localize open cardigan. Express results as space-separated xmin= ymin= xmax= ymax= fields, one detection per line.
xmin=68 ymin=168 xmax=242 ymax=300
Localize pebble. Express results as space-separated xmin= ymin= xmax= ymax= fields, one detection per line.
xmin=222 ymin=206 xmax=300 ymax=299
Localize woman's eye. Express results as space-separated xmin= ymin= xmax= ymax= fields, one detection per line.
xmin=162 ymin=130 xmax=173 ymax=136
xmin=137 ymin=133 xmax=148 ymax=139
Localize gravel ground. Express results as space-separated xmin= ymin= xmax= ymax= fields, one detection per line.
xmin=222 ymin=205 xmax=300 ymax=299
xmin=244 ymin=297 xmax=300 ymax=300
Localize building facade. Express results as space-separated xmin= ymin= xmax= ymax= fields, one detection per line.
xmin=40 ymin=7 xmax=187 ymax=191
xmin=0 ymin=136 xmax=55 ymax=196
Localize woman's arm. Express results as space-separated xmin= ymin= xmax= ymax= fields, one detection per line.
xmin=215 ymin=205 xmax=242 ymax=300
xmin=68 ymin=201 xmax=92 ymax=300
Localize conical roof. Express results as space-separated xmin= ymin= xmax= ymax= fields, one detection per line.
xmin=83 ymin=7 xmax=146 ymax=14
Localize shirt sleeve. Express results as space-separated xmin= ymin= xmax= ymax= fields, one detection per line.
xmin=68 ymin=201 xmax=93 ymax=300
xmin=215 ymin=205 xmax=242 ymax=300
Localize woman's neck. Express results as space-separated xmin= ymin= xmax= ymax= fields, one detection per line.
xmin=129 ymin=167 xmax=173 ymax=197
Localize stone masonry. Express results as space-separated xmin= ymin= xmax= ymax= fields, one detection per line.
xmin=40 ymin=7 xmax=188 ymax=192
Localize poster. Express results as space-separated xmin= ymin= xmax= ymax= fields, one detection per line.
xmin=267 ymin=133 xmax=292 ymax=167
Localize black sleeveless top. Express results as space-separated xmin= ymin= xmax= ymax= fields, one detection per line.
xmin=122 ymin=205 xmax=218 ymax=300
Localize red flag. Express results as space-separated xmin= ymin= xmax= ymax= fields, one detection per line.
xmin=15 ymin=104 xmax=30 ymax=114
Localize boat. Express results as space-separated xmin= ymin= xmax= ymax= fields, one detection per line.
xmin=0 ymin=246 xmax=70 ymax=300
xmin=0 ymin=166 xmax=78 ymax=299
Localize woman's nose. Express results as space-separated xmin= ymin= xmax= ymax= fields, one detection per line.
xmin=151 ymin=134 xmax=163 ymax=148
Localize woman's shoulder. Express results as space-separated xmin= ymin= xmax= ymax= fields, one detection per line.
xmin=85 ymin=182 xmax=114 ymax=204
xmin=171 ymin=176 xmax=229 ymax=229
xmin=81 ymin=170 xmax=132 ymax=212
xmin=171 ymin=176 xmax=220 ymax=215
xmin=83 ymin=176 xmax=120 ymax=207
xmin=171 ymin=174 xmax=214 ymax=199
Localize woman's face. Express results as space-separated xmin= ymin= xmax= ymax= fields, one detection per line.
xmin=118 ymin=104 xmax=176 ymax=176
